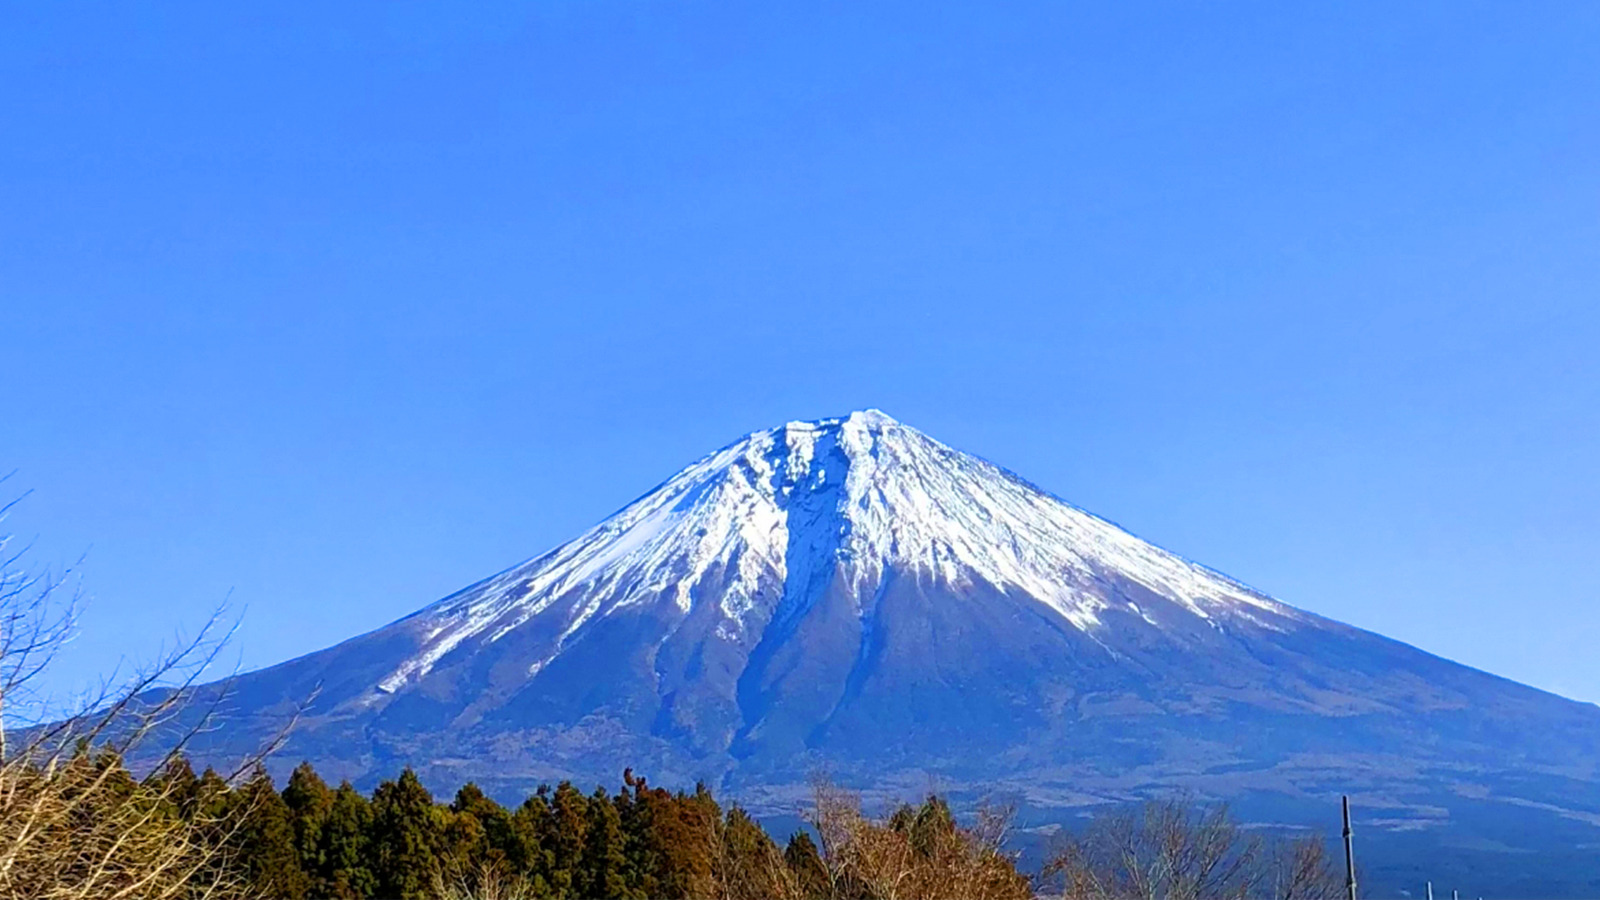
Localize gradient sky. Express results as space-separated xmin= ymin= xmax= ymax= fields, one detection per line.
xmin=3 ymin=2 xmax=1598 ymax=705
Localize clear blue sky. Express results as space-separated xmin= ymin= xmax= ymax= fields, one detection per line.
xmin=4 ymin=2 xmax=1598 ymax=704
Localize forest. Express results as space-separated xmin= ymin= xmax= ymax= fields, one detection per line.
xmin=3 ymin=745 xmax=1349 ymax=900
xmin=6 ymin=746 xmax=1039 ymax=900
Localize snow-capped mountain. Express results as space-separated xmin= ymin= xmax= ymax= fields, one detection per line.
xmin=376 ymin=408 xmax=1297 ymax=698
xmin=196 ymin=411 xmax=1600 ymax=894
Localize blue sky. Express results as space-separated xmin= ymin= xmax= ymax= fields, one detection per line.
xmin=3 ymin=2 xmax=1598 ymax=704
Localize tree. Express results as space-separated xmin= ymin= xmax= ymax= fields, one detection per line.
xmin=616 ymin=771 xmax=717 ymax=900
xmin=1262 ymin=834 xmax=1345 ymax=900
xmin=784 ymin=831 xmax=830 ymax=900
xmin=1043 ymin=797 xmax=1346 ymax=900
xmin=144 ymin=755 xmax=199 ymax=812
xmin=282 ymin=761 xmax=333 ymax=893
xmin=513 ymin=788 xmax=556 ymax=895
xmin=226 ymin=767 xmax=309 ymax=900
xmin=580 ymin=785 xmax=632 ymax=899
xmin=717 ymin=805 xmax=797 ymax=900
xmin=0 ymin=483 xmax=270 ymax=900
xmin=319 ymin=780 xmax=376 ymax=898
xmin=809 ymin=778 xmax=1032 ymax=900
xmin=545 ymin=781 xmax=589 ymax=898
xmin=369 ymin=768 xmax=444 ymax=899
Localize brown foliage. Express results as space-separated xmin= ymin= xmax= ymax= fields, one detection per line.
xmin=0 ymin=749 xmax=249 ymax=900
xmin=807 ymin=778 xmax=1033 ymax=900
xmin=0 ymin=489 xmax=283 ymax=899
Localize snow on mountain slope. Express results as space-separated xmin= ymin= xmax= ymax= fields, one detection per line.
xmin=374 ymin=409 xmax=1302 ymax=697
xmin=176 ymin=409 xmax=1600 ymax=896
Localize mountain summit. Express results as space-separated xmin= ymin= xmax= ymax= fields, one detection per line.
xmin=376 ymin=408 xmax=1300 ymax=711
xmin=203 ymin=411 xmax=1600 ymax=892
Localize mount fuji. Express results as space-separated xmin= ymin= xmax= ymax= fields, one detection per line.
xmin=196 ymin=410 xmax=1600 ymax=893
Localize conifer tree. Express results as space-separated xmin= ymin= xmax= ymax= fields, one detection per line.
xmin=443 ymin=794 xmax=489 ymax=870
xmin=320 ymin=780 xmax=377 ymax=899
xmin=369 ymin=768 xmax=444 ymax=900
xmin=617 ymin=771 xmax=660 ymax=899
xmin=452 ymin=782 xmax=527 ymax=872
xmin=229 ymin=767 xmax=310 ymax=900
xmin=628 ymin=782 xmax=715 ymax=899
xmin=784 ymin=831 xmax=830 ymax=900
xmin=546 ymin=781 xmax=590 ymax=898
xmin=141 ymin=755 xmax=200 ymax=821
xmin=887 ymin=801 xmax=917 ymax=836
xmin=908 ymin=795 xmax=957 ymax=857
xmin=579 ymin=785 xmax=632 ymax=899
xmin=185 ymin=764 xmax=236 ymax=887
xmin=514 ymin=787 xmax=557 ymax=895
xmin=719 ymin=805 xmax=789 ymax=900
xmin=282 ymin=761 xmax=334 ymax=891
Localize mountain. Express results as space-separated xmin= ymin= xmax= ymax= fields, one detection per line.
xmin=194 ymin=410 xmax=1600 ymax=895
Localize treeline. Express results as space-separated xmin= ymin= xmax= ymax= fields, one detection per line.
xmin=5 ymin=747 xmax=1346 ymax=900
xmin=140 ymin=757 xmax=1033 ymax=900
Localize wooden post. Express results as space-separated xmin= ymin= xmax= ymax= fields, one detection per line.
xmin=1342 ymin=795 xmax=1358 ymax=900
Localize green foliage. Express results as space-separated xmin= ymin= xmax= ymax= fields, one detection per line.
xmin=545 ymin=781 xmax=589 ymax=897
xmin=720 ymin=806 xmax=787 ymax=900
xmin=227 ymin=767 xmax=310 ymax=900
xmin=369 ymin=768 xmax=443 ymax=900
xmin=908 ymin=795 xmax=957 ymax=857
xmin=76 ymin=757 xmax=1036 ymax=899
xmin=616 ymin=770 xmax=717 ymax=899
xmin=320 ymin=781 xmax=376 ymax=898
xmin=282 ymin=761 xmax=333 ymax=890
xmin=580 ymin=785 xmax=633 ymax=899
xmin=785 ymin=830 xmax=830 ymax=899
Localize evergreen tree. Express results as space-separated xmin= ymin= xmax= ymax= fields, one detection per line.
xmin=185 ymin=764 xmax=235 ymax=887
xmin=784 ymin=831 xmax=830 ymax=900
xmin=720 ymin=805 xmax=784 ymax=900
xmin=617 ymin=771 xmax=659 ymax=899
xmin=452 ymin=782 xmax=528 ymax=872
xmin=579 ymin=785 xmax=632 ymax=899
xmin=443 ymin=795 xmax=488 ymax=870
xmin=514 ymin=787 xmax=556 ymax=896
xmin=320 ymin=780 xmax=377 ymax=899
xmin=546 ymin=781 xmax=589 ymax=898
xmin=282 ymin=762 xmax=334 ymax=895
xmin=908 ymin=795 xmax=957 ymax=857
xmin=887 ymin=801 xmax=917 ymax=835
xmin=141 ymin=755 xmax=199 ymax=820
xmin=230 ymin=767 xmax=310 ymax=900
xmin=612 ymin=773 xmax=717 ymax=899
xmin=369 ymin=768 xmax=444 ymax=900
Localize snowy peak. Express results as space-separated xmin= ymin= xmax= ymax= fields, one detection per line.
xmin=376 ymin=410 xmax=1299 ymax=694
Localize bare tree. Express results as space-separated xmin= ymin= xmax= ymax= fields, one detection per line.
xmin=1044 ymin=797 xmax=1345 ymax=900
xmin=1261 ymin=834 xmax=1345 ymax=900
xmin=0 ymin=482 xmax=290 ymax=899
xmin=430 ymin=857 xmax=541 ymax=900
xmin=807 ymin=776 xmax=1033 ymax=900
xmin=0 ymin=485 xmax=78 ymax=762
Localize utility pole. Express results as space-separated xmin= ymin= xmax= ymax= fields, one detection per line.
xmin=1342 ymin=795 xmax=1358 ymax=900
xmin=1427 ymin=882 xmax=1434 ymax=900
